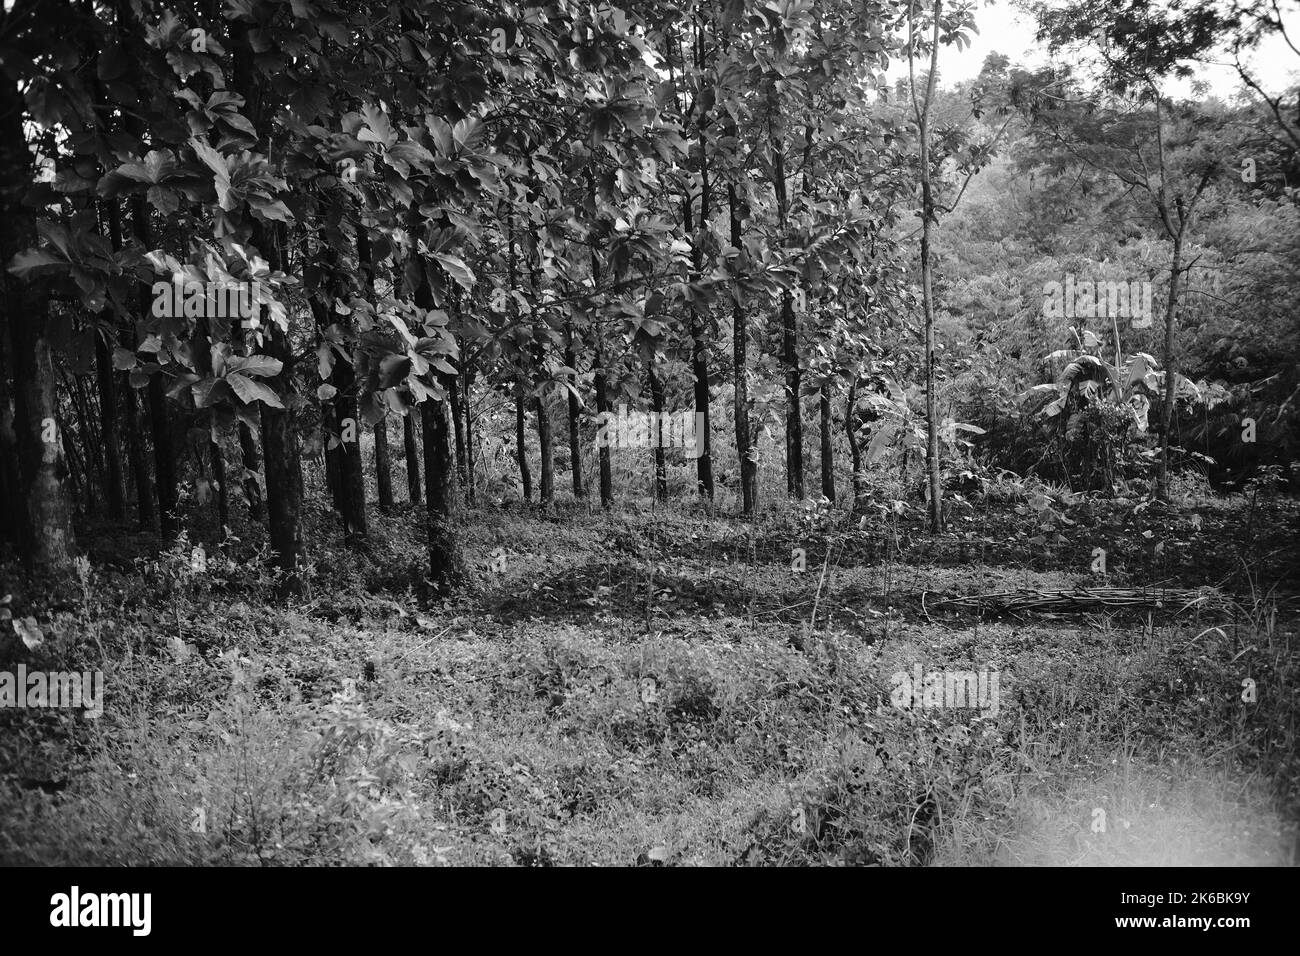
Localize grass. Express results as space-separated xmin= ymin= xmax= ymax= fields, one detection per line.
xmin=1 ymin=491 xmax=1296 ymax=866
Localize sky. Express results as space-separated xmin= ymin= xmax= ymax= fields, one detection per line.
xmin=929 ymin=0 xmax=1300 ymax=98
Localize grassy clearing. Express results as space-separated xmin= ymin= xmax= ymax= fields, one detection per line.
xmin=1 ymin=496 xmax=1296 ymax=866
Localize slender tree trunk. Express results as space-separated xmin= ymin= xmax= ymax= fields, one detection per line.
xmin=146 ymin=374 xmax=178 ymax=539
xmin=403 ymin=413 xmax=422 ymax=504
xmin=421 ymin=396 xmax=459 ymax=589
xmin=357 ymin=225 xmax=392 ymax=515
xmin=915 ymin=4 xmax=944 ymax=533
xmin=535 ymin=386 xmax=553 ymax=505
xmin=771 ymin=118 xmax=803 ymax=500
xmin=1 ymin=0 xmax=72 ymax=565
xmin=336 ymin=372 xmax=367 ymax=544
xmin=2 ymin=233 xmax=75 ymax=564
xmin=109 ymin=1 xmax=176 ymax=539
xmin=213 ymin=436 xmax=229 ymax=531
xmin=593 ymin=343 xmax=613 ymax=508
xmin=449 ymin=371 xmax=468 ymax=494
xmin=130 ymin=196 xmax=179 ymax=540
xmin=920 ymin=217 xmax=942 ymax=532
xmin=685 ymin=157 xmax=715 ymax=499
xmin=565 ymin=332 xmax=584 ymax=500
xmin=515 ymin=390 xmax=532 ymax=501
xmin=410 ymin=245 xmax=460 ymax=589
xmin=94 ymin=328 xmax=125 ymax=520
xmin=323 ymin=403 xmax=343 ymax=510
xmin=846 ymin=382 xmax=867 ymax=512
xmin=192 ymin=315 xmax=229 ymax=534
xmin=314 ymin=228 xmax=366 ymax=544
xmin=259 ymin=327 xmax=303 ymax=587
xmin=648 ymin=358 xmax=668 ymax=502
xmin=729 ymin=182 xmax=756 ymax=515
xmin=375 ymin=418 xmax=393 ymax=513
xmin=1157 ymin=233 xmax=1184 ymax=501
xmin=524 ymin=263 xmax=554 ymax=507
xmin=819 ymin=387 xmax=835 ymax=502
xmin=230 ymin=20 xmax=303 ymax=590
xmin=421 ymin=398 xmax=453 ymax=520
xmin=103 ymin=201 xmax=154 ymax=530
xmin=122 ymin=374 xmax=153 ymax=529
xmin=253 ymin=226 xmax=302 ymax=589
xmin=586 ymin=177 xmax=614 ymax=509
xmin=462 ymin=367 xmax=476 ymax=504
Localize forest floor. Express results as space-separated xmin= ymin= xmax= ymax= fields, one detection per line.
xmin=2 ymin=490 xmax=1297 ymax=866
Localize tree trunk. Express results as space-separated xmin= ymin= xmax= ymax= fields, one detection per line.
xmin=229 ymin=20 xmax=303 ymax=589
xmin=846 ymin=382 xmax=867 ymax=512
xmin=94 ymin=327 xmax=126 ymax=520
xmin=336 ymin=375 xmax=367 ymax=544
xmin=449 ymin=370 xmax=468 ymax=495
xmin=403 ymin=413 xmax=422 ymax=504
xmin=324 ymin=403 xmax=343 ymax=510
xmin=421 ymin=397 xmax=453 ymax=518
xmin=110 ymin=0 xmax=176 ymax=539
xmin=358 ymin=224 xmax=392 ymax=515
xmin=421 ymin=396 xmax=460 ymax=590
xmin=819 ymin=386 xmax=835 ymax=502
xmin=3 ymin=261 xmax=75 ymax=565
xmin=648 ymin=358 xmax=668 ymax=502
xmin=535 ymin=385 xmax=553 ymax=505
xmin=122 ymin=373 xmax=153 ymax=529
xmin=130 ymin=196 xmax=179 ymax=541
xmin=0 ymin=0 xmax=66 ymax=562
xmin=515 ymin=389 xmax=532 ymax=502
xmin=146 ymin=373 xmax=178 ymax=539
xmin=375 ymin=418 xmax=393 ymax=513
xmin=253 ymin=224 xmax=303 ymax=591
xmin=685 ymin=153 xmax=715 ymax=499
xmin=212 ymin=435 xmax=229 ymax=531
xmin=916 ymin=6 xmax=944 ymax=533
xmin=590 ymin=251 xmax=613 ymax=509
xmin=102 ymin=199 xmax=153 ymax=529
xmin=528 ymin=262 xmax=553 ymax=507
xmin=462 ymin=368 xmax=476 ymax=504
xmin=409 ymin=240 xmax=461 ymax=589
xmin=260 ymin=325 xmax=304 ymax=589
xmin=192 ymin=314 xmax=229 ymax=534
xmin=729 ymin=182 xmax=757 ymax=515
xmin=772 ymin=128 xmax=803 ymax=500
xmin=565 ymin=333 xmax=584 ymax=500
xmin=1157 ymin=233 xmax=1184 ymax=501
xmin=313 ymin=226 xmax=366 ymax=544
xmin=593 ymin=344 xmax=613 ymax=508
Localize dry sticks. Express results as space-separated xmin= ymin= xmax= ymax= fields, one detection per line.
xmin=927 ymin=586 xmax=1230 ymax=616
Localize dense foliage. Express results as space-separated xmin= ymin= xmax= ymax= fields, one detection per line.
xmin=1 ymin=0 xmax=1295 ymax=578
